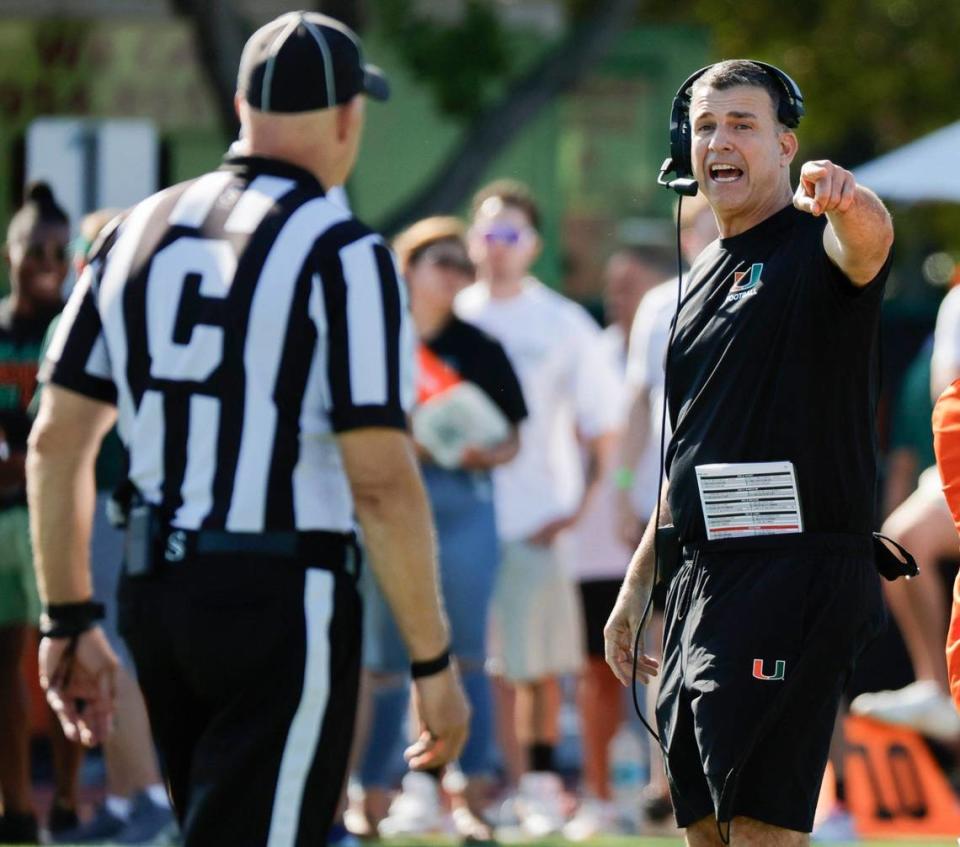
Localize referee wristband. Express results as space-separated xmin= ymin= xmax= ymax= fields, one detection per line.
xmin=411 ymin=647 xmax=451 ymax=679
xmin=613 ymin=466 xmax=635 ymax=491
xmin=40 ymin=600 xmax=105 ymax=639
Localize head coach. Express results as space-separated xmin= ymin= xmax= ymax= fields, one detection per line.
xmin=25 ymin=11 xmax=468 ymax=847
xmin=605 ymin=60 xmax=898 ymax=846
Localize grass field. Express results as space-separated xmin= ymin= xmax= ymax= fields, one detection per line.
xmin=22 ymin=839 xmax=959 ymax=847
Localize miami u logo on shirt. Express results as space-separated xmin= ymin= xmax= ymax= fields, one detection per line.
xmin=752 ymin=658 xmax=786 ymax=681
xmin=725 ymin=262 xmax=764 ymax=304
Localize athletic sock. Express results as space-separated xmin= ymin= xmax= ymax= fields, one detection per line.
xmin=528 ymin=743 xmax=556 ymax=773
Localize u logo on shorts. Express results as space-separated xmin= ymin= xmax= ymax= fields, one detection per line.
xmin=752 ymin=658 xmax=786 ymax=681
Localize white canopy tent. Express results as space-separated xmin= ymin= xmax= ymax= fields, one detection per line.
xmin=853 ymin=120 xmax=960 ymax=203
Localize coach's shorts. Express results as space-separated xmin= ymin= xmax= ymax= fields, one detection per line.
xmin=656 ymin=535 xmax=886 ymax=833
xmin=487 ymin=539 xmax=584 ymax=682
xmin=0 ymin=506 xmax=39 ymax=627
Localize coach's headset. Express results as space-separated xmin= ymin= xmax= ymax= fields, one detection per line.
xmin=657 ymin=60 xmax=806 ymax=197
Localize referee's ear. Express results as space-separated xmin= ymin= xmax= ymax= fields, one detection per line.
xmin=336 ymin=95 xmax=365 ymax=144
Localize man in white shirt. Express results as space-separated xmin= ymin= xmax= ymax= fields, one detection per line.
xmin=564 ymin=246 xmax=673 ymax=839
xmin=616 ymin=193 xmax=717 ymax=547
xmin=457 ymin=180 xmax=621 ymax=835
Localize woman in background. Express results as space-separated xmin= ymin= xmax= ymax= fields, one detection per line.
xmin=351 ymin=217 xmax=527 ymax=841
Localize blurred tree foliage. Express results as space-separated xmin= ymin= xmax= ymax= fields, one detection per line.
xmin=378 ymin=1 xmax=513 ymax=121
xmin=642 ymin=0 xmax=960 ymax=165
xmin=642 ymin=0 xmax=960 ymax=257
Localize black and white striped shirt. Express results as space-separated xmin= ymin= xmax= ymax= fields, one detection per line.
xmin=44 ymin=155 xmax=414 ymax=533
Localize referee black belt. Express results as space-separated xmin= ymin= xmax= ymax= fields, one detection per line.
xmin=125 ymin=517 xmax=360 ymax=579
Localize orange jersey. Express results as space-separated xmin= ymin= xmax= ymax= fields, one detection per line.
xmin=931 ymin=378 xmax=960 ymax=712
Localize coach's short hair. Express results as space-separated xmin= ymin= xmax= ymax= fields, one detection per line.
xmin=690 ymin=60 xmax=784 ymax=125
xmin=471 ymin=179 xmax=541 ymax=233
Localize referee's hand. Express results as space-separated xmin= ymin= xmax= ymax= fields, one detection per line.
xmin=40 ymin=626 xmax=119 ymax=748
xmin=604 ymin=586 xmax=660 ymax=687
xmin=405 ymin=662 xmax=471 ymax=770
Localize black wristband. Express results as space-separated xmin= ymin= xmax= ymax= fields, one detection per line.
xmin=411 ymin=647 xmax=451 ymax=679
xmin=40 ymin=600 xmax=106 ymax=639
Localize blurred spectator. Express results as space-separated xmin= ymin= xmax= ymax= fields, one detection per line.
xmin=882 ymin=337 xmax=936 ymax=518
xmin=614 ymin=193 xmax=716 ymax=824
xmin=456 ymin=180 xmax=621 ymax=837
xmin=0 ymin=182 xmax=77 ymax=844
xmin=851 ymin=280 xmax=960 ymax=741
xmin=34 ymin=209 xmax=175 ymax=845
xmin=563 ymin=246 xmax=671 ymax=840
xmin=352 ymin=217 xmax=527 ymax=840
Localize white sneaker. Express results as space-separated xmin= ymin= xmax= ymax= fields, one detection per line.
xmin=516 ymin=772 xmax=566 ymax=838
xmin=812 ymin=805 xmax=858 ymax=842
xmin=850 ymin=680 xmax=960 ymax=743
xmin=562 ymin=798 xmax=620 ymax=840
xmin=377 ymin=772 xmax=444 ymax=837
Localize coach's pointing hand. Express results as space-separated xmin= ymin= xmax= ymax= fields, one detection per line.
xmin=604 ymin=584 xmax=660 ymax=687
xmin=793 ymin=160 xmax=857 ymax=218
xmin=405 ymin=662 xmax=471 ymax=770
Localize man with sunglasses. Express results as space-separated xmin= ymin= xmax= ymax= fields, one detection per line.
xmin=457 ymin=180 xmax=621 ymax=835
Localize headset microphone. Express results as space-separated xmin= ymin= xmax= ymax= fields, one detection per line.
xmin=657 ymin=158 xmax=699 ymax=197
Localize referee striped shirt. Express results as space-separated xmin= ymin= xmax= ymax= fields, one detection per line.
xmin=43 ymin=155 xmax=415 ymax=533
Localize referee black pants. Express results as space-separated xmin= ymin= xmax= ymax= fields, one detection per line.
xmin=117 ymin=553 xmax=361 ymax=847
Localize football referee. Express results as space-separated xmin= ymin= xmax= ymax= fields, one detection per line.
xmin=26 ymin=12 xmax=469 ymax=847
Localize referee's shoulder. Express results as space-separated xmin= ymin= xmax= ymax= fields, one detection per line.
xmin=311 ymin=197 xmax=385 ymax=246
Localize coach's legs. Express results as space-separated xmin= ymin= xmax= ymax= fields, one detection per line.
xmin=685 ymin=815 xmax=808 ymax=847
xmin=732 ymin=816 xmax=808 ymax=846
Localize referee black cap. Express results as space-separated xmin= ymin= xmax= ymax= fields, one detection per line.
xmin=238 ymin=11 xmax=390 ymax=113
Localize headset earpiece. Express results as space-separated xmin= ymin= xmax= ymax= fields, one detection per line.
xmin=658 ymin=60 xmax=805 ymax=197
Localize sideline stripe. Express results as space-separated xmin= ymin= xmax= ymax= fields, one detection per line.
xmin=266 ymin=570 xmax=334 ymax=847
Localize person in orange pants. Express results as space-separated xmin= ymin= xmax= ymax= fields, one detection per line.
xmin=931 ymin=378 xmax=960 ymax=713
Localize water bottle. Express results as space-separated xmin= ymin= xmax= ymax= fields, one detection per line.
xmin=609 ymin=725 xmax=646 ymax=831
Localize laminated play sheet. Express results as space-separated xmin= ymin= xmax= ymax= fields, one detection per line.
xmin=695 ymin=461 xmax=803 ymax=540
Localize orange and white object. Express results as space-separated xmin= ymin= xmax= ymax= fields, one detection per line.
xmin=932 ymin=378 xmax=960 ymax=713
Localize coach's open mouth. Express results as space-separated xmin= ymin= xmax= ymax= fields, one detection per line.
xmin=709 ymin=163 xmax=743 ymax=183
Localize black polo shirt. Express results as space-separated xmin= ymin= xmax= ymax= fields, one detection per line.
xmin=665 ymin=203 xmax=890 ymax=544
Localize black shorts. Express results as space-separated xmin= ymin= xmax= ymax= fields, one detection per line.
xmin=656 ymin=534 xmax=886 ymax=834
xmin=118 ymin=553 xmax=361 ymax=847
xmin=578 ymin=579 xmax=622 ymax=658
